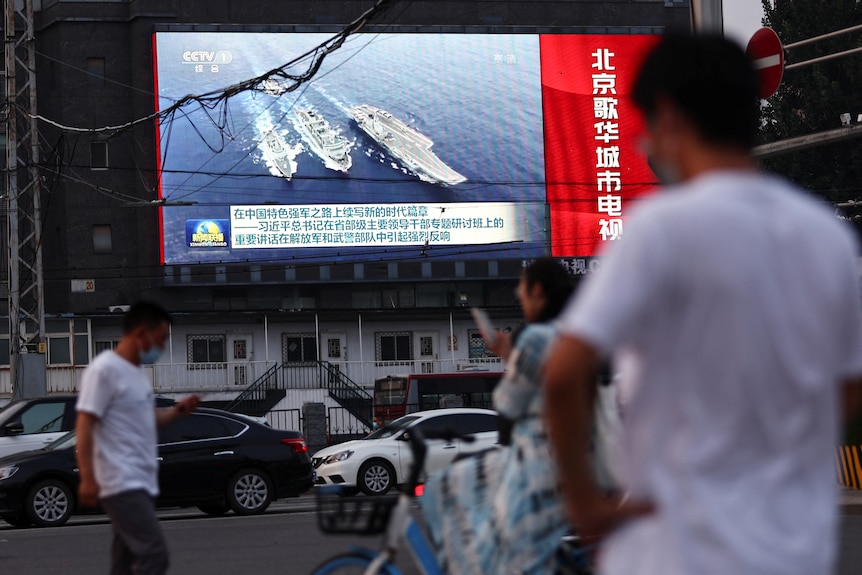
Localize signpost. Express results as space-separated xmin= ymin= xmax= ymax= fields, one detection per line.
xmin=746 ymin=27 xmax=785 ymax=99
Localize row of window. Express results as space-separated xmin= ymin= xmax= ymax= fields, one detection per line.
xmin=0 ymin=328 xmax=498 ymax=367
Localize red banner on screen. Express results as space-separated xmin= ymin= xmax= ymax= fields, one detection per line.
xmin=540 ymin=34 xmax=660 ymax=257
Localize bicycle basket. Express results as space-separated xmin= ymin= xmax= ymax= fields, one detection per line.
xmin=316 ymin=490 xmax=399 ymax=535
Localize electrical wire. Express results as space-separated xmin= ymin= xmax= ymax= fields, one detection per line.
xmin=27 ymin=0 xmax=397 ymax=136
xmin=160 ymin=3 xmax=413 ymax=204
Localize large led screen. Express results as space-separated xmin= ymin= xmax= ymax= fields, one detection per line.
xmin=153 ymin=32 xmax=658 ymax=265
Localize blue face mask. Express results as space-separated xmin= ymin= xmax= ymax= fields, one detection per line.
xmin=140 ymin=336 xmax=163 ymax=365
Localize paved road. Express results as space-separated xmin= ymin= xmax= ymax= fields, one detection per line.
xmin=0 ymin=496 xmax=421 ymax=574
xmin=1 ymin=495 xmax=860 ymax=574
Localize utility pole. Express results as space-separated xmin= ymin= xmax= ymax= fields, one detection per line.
xmin=4 ymin=0 xmax=46 ymax=399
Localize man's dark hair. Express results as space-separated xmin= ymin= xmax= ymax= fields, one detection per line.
xmin=632 ymin=34 xmax=760 ymax=150
xmin=123 ymin=301 xmax=171 ymax=334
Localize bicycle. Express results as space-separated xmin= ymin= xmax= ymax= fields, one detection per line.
xmin=311 ymin=427 xmax=594 ymax=575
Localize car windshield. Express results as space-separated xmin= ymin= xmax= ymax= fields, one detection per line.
xmin=364 ymin=415 xmax=420 ymax=440
xmin=46 ymin=431 xmax=77 ymax=451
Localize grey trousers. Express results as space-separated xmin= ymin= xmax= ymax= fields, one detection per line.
xmin=100 ymin=489 xmax=169 ymax=575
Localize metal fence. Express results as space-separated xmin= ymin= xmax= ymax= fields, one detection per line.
xmin=267 ymin=408 xmax=302 ymax=431
xmin=266 ymin=407 xmax=368 ymax=446
xmin=280 ymin=364 xmax=328 ymax=389
xmin=327 ymin=406 xmax=369 ymax=444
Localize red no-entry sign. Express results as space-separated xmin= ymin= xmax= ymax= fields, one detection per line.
xmin=746 ymin=27 xmax=785 ymax=99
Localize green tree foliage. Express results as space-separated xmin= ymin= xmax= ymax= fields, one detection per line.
xmin=759 ymin=0 xmax=862 ymax=216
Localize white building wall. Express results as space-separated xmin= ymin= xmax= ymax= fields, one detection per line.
xmin=0 ymin=313 xmax=520 ymax=398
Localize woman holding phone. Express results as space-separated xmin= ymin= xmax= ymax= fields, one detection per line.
xmin=421 ymin=258 xmax=575 ymax=575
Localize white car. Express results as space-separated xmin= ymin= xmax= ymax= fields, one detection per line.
xmin=0 ymin=397 xmax=77 ymax=459
xmin=312 ymin=408 xmax=499 ymax=495
xmin=0 ymin=395 xmax=177 ymax=460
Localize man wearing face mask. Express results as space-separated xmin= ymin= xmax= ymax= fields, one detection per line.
xmin=544 ymin=35 xmax=862 ymax=575
xmin=76 ymin=301 xmax=199 ymax=575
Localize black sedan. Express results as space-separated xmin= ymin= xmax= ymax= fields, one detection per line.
xmin=0 ymin=408 xmax=313 ymax=527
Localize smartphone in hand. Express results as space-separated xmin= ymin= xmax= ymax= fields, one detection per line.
xmin=470 ymin=308 xmax=497 ymax=344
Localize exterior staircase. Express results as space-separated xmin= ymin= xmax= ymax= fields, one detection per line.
xmin=219 ymin=364 xmax=285 ymax=417
xmin=319 ymin=361 xmax=373 ymax=429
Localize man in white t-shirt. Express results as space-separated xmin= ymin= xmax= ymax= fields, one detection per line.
xmin=76 ymin=301 xmax=199 ymax=575
xmin=544 ymin=35 xmax=862 ymax=575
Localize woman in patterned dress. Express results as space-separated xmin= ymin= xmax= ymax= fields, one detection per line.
xmin=421 ymin=259 xmax=575 ymax=575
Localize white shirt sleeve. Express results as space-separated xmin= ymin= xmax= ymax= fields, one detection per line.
xmin=76 ymin=357 xmax=116 ymax=419
xmin=559 ymin=205 xmax=673 ymax=354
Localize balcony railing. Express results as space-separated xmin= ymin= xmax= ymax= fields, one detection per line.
xmin=279 ymin=357 xmax=505 ymax=391
xmin=0 ymin=356 xmax=506 ymax=398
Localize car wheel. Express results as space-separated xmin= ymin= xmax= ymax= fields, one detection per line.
xmin=358 ymin=460 xmax=395 ymax=496
xmin=25 ymin=479 xmax=74 ymax=527
xmin=227 ymin=469 xmax=273 ymax=515
xmin=197 ymin=504 xmax=230 ymax=516
xmin=1 ymin=513 xmax=30 ymax=528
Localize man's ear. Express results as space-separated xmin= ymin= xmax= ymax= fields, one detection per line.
xmin=652 ymin=96 xmax=683 ymax=136
xmin=131 ymin=325 xmax=148 ymax=342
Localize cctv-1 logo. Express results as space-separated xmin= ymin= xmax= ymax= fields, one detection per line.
xmin=182 ymin=50 xmax=233 ymax=64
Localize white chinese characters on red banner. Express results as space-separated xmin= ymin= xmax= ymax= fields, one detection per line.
xmin=541 ymin=34 xmax=660 ymax=257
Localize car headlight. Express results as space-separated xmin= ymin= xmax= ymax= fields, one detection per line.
xmin=322 ymin=450 xmax=353 ymax=465
xmin=0 ymin=465 xmax=19 ymax=481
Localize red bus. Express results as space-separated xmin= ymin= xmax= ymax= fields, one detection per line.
xmin=373 ymin=371 xmax=504 ymax=423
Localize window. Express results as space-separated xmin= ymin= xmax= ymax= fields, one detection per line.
xmin=86 ymin=57 xmax=105 ymax=86
xmin=455 ymin=413 xmax=499 ymax=435
xmin=375 ymin=332 xmax=412 ymax=364
xmin=46 ymin=319 xmax=90 ymax=366
xmin=233 ymin=339 xmax=247 ymax=359
xmin=282 ymin=333 xmax=318 ymax=365
xmin=48 ymin=337 xmax=71 ymax=364
xmin=90 ymin=141 xmax=108 ymax=170
xmin=14 ymin=402 xmax=68 ymax=434
xmin=93 ymin=340 xmax=119 ymax=356
xmin=413 ymin=414 xmax=459 ymax=437
xmin=374 ymin=377 xmax=407 ymax=406
xmin=0 ymin=319 xmax=8 ymax=366
xmin=93 ymin=224 xmax=112 ymax=254
xmin=419 ymin=336 xmax=434 ymax=357
xmin=468 ymin=329 xmax=498 ymax=360
xmin=158 ymin=414 xmax=245 ymax=444
xmin=0 ymin=337 xmax=9 ymax=366
xmin=187 ymin=335 xmax=225 ymax=366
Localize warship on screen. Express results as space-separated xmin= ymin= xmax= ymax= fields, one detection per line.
xmin=350 ymin=104 xmax=466 ymax=186
xmin=294 ymin=109 xmax=352 ymax=172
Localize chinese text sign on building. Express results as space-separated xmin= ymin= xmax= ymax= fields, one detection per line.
xmin=540 ymin=34 xmax=660 ymax=257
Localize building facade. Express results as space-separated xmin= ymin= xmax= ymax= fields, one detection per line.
xmin=1 ymin=1 xmax=690 ymax=430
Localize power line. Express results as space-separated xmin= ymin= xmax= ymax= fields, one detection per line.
xmin=28 ymin=0 xmax=398 ymax=136
xmin=159 ymin=4 xmax=413 ymax=204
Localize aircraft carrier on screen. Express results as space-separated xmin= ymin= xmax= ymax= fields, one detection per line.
xmin=294 ymin=109 xmax=352 ymax=172
xmin=349 ymin=104 xmax=466 ymax=186
xmin=260 ymin=128 xmax=297 ymax=180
